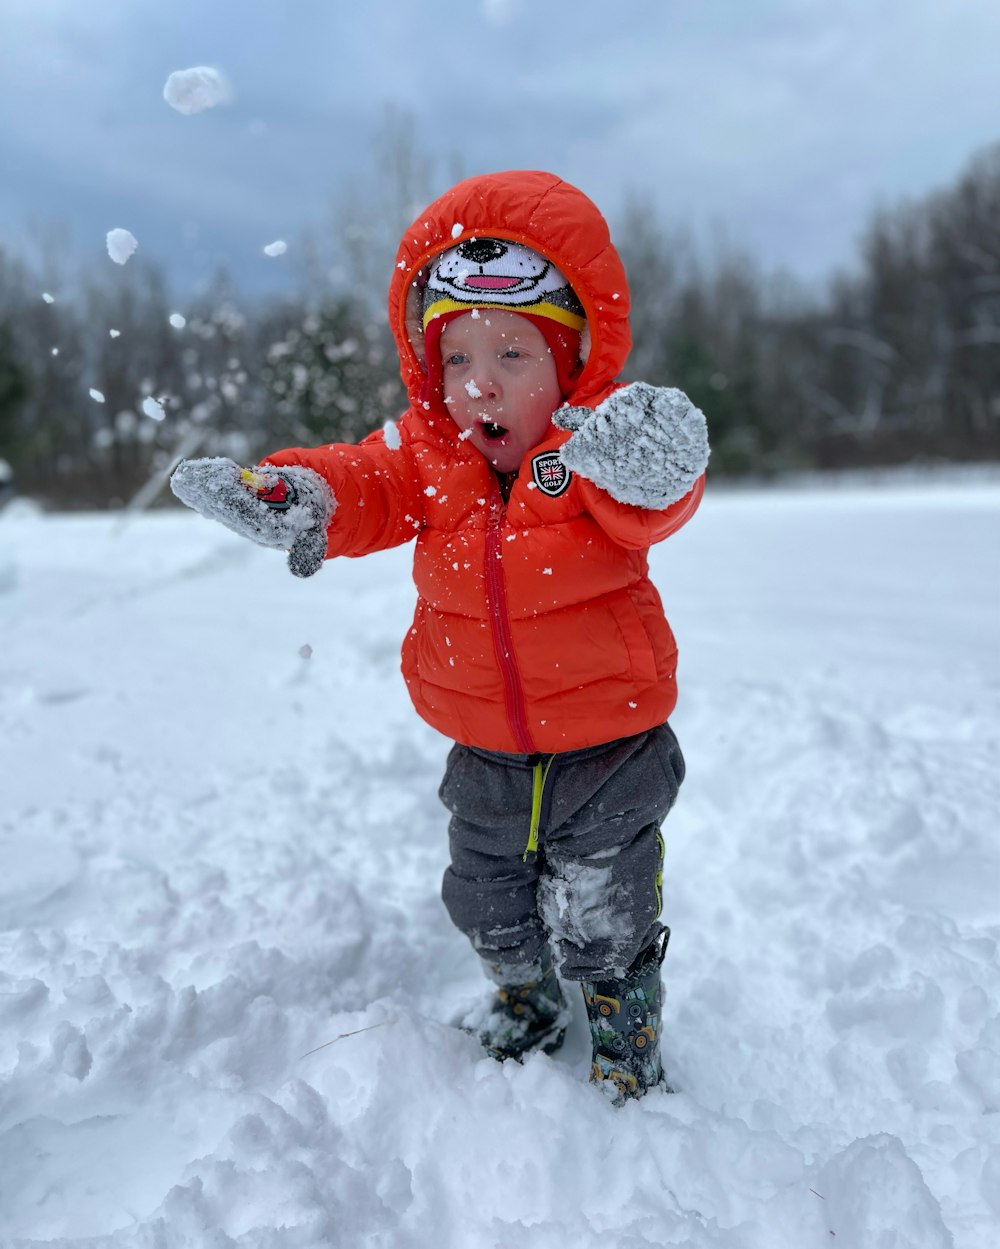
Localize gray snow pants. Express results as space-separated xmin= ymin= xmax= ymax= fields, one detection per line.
xmin=439 ymin=722 xmax=685 ymax=982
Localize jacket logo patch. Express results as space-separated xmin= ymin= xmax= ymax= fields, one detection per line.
xmin=531 ymin=451 xmax=572 ymax=497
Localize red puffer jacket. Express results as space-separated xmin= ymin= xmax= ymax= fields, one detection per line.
xmin=266 ymin=170 xmax=704 ymax=753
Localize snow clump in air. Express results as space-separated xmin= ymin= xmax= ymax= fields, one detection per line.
xmin=169 ymin=313 xmax=187 ymax=329
xmin=263 ymin=241 xmax=287 ymax=258
xmin=42 ymin=292 xmax=55 ymax=304
xmin=106 ymin=229 xmax=138 ymax=265
xmin=382 ymin=420 xmax=401 ymax=450
xmin=89 ymin=389 xmax=105 ymax=404
xmin=142 ymin=397 xmax=166 ymax=422
xmin=163 ymin=67 xmax=231 ymax=115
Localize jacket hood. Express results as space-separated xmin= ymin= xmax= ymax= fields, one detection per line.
xmin=388 ymin=170 xmax=631 ymax=411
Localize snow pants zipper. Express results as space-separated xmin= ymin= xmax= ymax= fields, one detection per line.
xmin=523 ymin=753 xmax=557 ymax=862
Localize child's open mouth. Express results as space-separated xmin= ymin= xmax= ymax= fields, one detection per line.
xmin=479 ymin=420 xmax=508 ymax=442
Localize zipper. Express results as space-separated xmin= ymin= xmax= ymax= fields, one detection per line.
xmin=485 ymin=479 xmax=536 ymax=754
xmin=523 ymin=753 xmax=556 ymax=862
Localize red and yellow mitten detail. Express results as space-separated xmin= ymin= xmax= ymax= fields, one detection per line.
xmin=240 ymin=468 xmax=295 ymax=510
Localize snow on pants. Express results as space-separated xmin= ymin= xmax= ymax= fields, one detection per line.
xmin=439 ymin=722 xmax=685 ymax=982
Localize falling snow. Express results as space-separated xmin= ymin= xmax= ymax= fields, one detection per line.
xmin=106 ymin=229 xmax=138 ymax=265
xmin=163 ymin=66 xmax=231 ymax=115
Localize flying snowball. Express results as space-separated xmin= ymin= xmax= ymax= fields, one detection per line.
xmin=107 ymin=229 xmax=138 ymax=265
xmin=163 ymin=66 xmax=231 ymax=115
xmin=169 ymin=313 xmax=187 ymax=329
xmin=89 ymin=388 xmax=106 ymax=404
xmin=42 ymin=292 xmax=55 ymax=304
xmin=141 ymin=396 xmax=166 ymax=422
xmin=263 ymin=240 xmax=287 ymax=257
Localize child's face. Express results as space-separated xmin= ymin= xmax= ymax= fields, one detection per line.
xmin=440 ymin=310 xmax=563 ymax=473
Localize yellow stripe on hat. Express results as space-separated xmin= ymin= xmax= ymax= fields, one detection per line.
xmin=422 ymin=295 xmax=586 ymax=333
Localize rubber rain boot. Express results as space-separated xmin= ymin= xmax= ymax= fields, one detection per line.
xmin=476 ymin=946 xmax=568 ymax=1062
xmin=582 ymin=928 xmax=670 ymax=1102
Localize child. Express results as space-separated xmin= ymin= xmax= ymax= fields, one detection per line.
xmin=171 ymin=170 xmax=709 ymax=1102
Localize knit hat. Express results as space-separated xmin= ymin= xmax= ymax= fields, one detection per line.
xmin=420 ymin=238 xmax=587 ymax=406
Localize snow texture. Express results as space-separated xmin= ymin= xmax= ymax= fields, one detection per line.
xmin=555 ymin=381 xmax=710 ymax=509
xmin=538 ymin=859 xmax=635 ymax=971
xmin=1 ymin=477 xmax=998 ymax=1248
xmin=170 ymin=456 xmax=336 ymax=578
xmin=105 ymin=229 xmax=138 ymax=265
xmin=163 ymin=66 xmax=231 ymax=115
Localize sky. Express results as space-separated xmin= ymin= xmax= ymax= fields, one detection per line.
xmin=2 ymin=0 xmax=999 ymax=302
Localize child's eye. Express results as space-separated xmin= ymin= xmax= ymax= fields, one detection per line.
xmin=445 ymin=353 xmax=467 ymax=366
xmin=503 ymin=349 xmax=522 ymax=359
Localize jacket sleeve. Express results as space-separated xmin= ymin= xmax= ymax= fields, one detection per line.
xmin=263 ymin=425 xmax=426 ymax=559
xmin=577 ymin=472 xmax=705 ymax=550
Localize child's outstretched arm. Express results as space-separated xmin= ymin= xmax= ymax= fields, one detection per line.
xmin=170 ymin=424 xmax=427 ymax=575
xmin=170 ymin=458 xmax=337 ymax=577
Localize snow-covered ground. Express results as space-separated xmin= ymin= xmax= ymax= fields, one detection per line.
xmin=1 ymin=480 xmax=998 ymax=1248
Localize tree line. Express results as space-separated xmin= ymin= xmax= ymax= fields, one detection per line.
xmin=1 ymin=141 xmax=998 ymax=509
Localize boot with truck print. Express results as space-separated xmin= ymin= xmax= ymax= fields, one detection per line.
xmin=582 ymin=928 xmax=671 ymax=1103
xmin=477 ymin=946 xmax=569 ymax=1062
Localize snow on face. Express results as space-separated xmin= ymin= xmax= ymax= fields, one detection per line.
xmin=440 ymin=310 xmax=562 ymax=472
xmin=106 ymin=229 xmax=138 ymax=265
xmin=163 ymin=66 xmax=231 ymax=115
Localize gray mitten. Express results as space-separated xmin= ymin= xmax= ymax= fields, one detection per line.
xmin=552 ymin=382 xmax=710 ymax=509
xmin=170 ymin=457 xmax=337 ymax=578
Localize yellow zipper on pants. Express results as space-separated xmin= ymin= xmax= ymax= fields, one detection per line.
xmin=523 ymin=754 xmax=556 ymax=862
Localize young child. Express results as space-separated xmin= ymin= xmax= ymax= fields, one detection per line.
xmin=171 ymin=170 xmax=709 ymax=1102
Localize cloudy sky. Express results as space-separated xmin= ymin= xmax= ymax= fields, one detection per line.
xmin=2 ymin=0 xmax=999 ymax=300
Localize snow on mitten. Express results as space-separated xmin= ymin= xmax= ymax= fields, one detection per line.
xmin=552 ymin=382 xmax=710 ymax=509
xmin=170 ymin=457 xmax=337 ymax=578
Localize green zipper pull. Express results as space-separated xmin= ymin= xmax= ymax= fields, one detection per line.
xmin=523 ymin=754 xmax=556 ymax=862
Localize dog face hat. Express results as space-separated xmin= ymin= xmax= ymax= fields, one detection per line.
xmin=420 ymin=238 xmax=587 ymax=406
